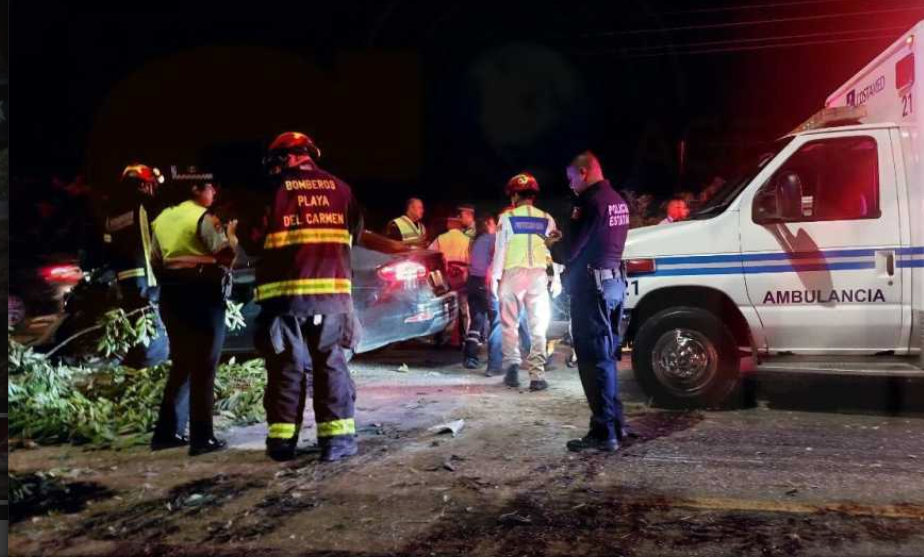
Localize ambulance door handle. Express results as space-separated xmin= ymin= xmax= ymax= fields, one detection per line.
xmin=876 ymin=250 xmax=895 ymax=278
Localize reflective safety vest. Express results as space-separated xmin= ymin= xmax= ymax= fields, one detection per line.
xmin=151 ymin=200 xmax=209 ymax=260
xmin=390 ymin=215 xmax=426 ymax=244
xmin=430 ymin=228 xmax=471 ymax=265
xmin=255 ymin=165 xmax=358 ymax=316
xmin=500 ymin=204 xmax=554 ymax=271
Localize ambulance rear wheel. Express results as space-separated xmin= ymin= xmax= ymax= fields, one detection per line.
xmin=633 ymin=307 xmax=740 ymax=408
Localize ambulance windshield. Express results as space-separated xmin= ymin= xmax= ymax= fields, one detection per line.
xmin=691 ymin=137 xmax=793 ymax=220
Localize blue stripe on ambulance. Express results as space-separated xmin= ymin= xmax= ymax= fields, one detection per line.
xmin=639 ymin=246 xmax=923 ymax=277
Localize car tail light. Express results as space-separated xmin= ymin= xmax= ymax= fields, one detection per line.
xmin=378 ymin=261 xmax=428 ymax=283
xmin=626 ymin=259 xmax=656 ymax=276
xmin=40 ymin=264 xmax=83 ymax=284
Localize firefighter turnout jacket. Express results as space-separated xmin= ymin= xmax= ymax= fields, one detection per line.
xmin=254 ymin=163 xmax=363 ymax=316
xmin=103 ymin=198 xmax=158 ymax=288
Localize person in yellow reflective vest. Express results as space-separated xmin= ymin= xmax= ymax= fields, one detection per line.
xmin=386 ymin=197 xmax=427 ymax=247
xmin=150 ymin=167 xmax=237 ymax=456
xmin=490 ymin=172 xmax=558 ymax=392
xmin=429 ymin=204 xmax=476 ymax=348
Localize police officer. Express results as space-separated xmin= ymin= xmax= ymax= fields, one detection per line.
xmin=386 ymin=198 xmax=427 ymax=247
xmin=550 ymin=152 xmax=631 ymax=453
xmin=491 ymin=172 xmax=558 ymax=392
xmin=150 ymin=168 xmax=237 ymax=456
xmin=102 ymin=164 xmax=169 ymax=368
xmin=430 ymin=204 xmax=476 ymax=346
xmin=251 ymin=132 xmax=364 ymax=463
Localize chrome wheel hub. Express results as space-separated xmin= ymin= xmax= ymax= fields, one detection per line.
xmin=651 ymin=328 xmax=718 ymax=397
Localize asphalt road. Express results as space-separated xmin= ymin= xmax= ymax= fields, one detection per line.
xmin=9 ymin=343 xmax=924 ymax=557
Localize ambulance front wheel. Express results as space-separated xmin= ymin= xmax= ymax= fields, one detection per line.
xmin=632 ymin=307 xmax=740 ymax=408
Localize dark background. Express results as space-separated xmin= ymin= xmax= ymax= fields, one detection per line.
xmin=14 ymin=0 xmax=924 ymax=230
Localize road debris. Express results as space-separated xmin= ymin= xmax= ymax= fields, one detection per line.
xmin=429 ymin=419 xmax=465 ymax=437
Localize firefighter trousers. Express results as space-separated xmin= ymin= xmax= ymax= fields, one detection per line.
xmin=499 ymin=267 xmax=550 ymax=380
xmin=258 ymin=313 xmax=356 ymax=446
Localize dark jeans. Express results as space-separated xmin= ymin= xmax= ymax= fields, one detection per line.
xmin=258 ymin=313 xmax=356 ymax=443
xmin=571 ymin=276 xmax=626 ymax=441
xmin=153 ymin=281 xmax=226 ymax=444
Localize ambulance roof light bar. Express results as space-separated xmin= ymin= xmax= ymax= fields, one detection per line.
xmin=789 ymin=105 xmax=868 ymax=136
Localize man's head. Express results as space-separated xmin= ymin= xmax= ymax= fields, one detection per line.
xmin=192 ymin=182 xmax=217 ymax=208
xmin=666 ymin=198 xmax=690 ymax=222
xmin=121 ymin=164 xmax=164 ymax=198
xmin=566 ymin=151 xmax=605 ymax=194
xmin=478 ymin=214 xmax=497 ymax=236
xmin=458 ymin=204 xmax=475 ymax=228
xmin=406 ymin=198 xmax=425 ymax=222
xmin=505 ymin=172 xmax=540 ymax=205
xmin=265 ymin=132 xmax=321 ymax=174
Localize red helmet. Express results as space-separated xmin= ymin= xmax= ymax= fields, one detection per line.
xmin=505 ymin=172 xmax=539 ymax=197
xmin=268 ymin=131 xmax=321 ymax=160
xmin=121 ymin=164 xmax=163 ymax=185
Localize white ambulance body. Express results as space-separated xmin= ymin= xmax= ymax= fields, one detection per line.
xmin=623 ymin=21 xmax=923 ymax=407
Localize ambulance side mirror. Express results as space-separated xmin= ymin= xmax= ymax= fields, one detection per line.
xmin=753 ymin=186 xmax=783 ymax=224
xmin=754 ymin=172 xmax=803 ymax=224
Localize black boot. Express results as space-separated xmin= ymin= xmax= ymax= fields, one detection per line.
xmin=266 ymin=438 xmax=298 ymax=462
xmin=151 ymin=433 xmax=189 ymax=451
xmin=529 ymin=379 xmax=549 ymax=392
xmin=320 ymin=436 xmax=358 ymax=462
xmin=566 ymin=435 xmax=618 ymax=453
xmin=189 ymin=437 xmax=227 ymax=457
xmin=503 ymin=365 xmax=520 ymax=388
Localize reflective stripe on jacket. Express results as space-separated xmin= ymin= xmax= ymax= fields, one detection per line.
xmin=255 ymin=164 xmax=360 ymax=315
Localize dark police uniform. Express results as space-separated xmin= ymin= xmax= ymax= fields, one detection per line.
xmin=102 ymin=195 xmax=169 ymax=368
xmin=252 ymin=161 xmax=363 ymax=461
xmin=553 ymin=180 xmax=630 ymax=445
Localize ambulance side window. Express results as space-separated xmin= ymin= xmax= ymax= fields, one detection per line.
xmin=759 ymin=136 xmax=880 ymax=222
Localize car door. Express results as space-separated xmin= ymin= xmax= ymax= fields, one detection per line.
xmin=739 ymin=130 xmax=903 ymax=354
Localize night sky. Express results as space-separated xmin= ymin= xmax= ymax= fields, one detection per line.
xmin=16 ymin=1 xmax=924 ymax=228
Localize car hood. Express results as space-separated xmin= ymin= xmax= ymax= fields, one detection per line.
xmin=625 ymin=209 xmax=741 ymax=259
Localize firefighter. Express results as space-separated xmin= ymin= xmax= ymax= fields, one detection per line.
xmin=386 ymin=197 xmax=427 ymax=246
xmin=251 ymin=132 xmax=364 ymax=462
xmin=150 ymin=168 xmax=237 ymax=456
xmin=549 ymin=151 xmax=631 ymax=453
xmin=102 ymin=164 xmax=169 ymax=369
xmin=490 ymin=172 xmax=558 ymax=392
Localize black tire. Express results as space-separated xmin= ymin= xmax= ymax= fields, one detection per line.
xmin=632 ymin=306 xmax=740 ymax=408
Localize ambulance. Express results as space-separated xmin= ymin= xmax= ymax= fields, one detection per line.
xmin=623 ymin=21 xmax=923 ymax=407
